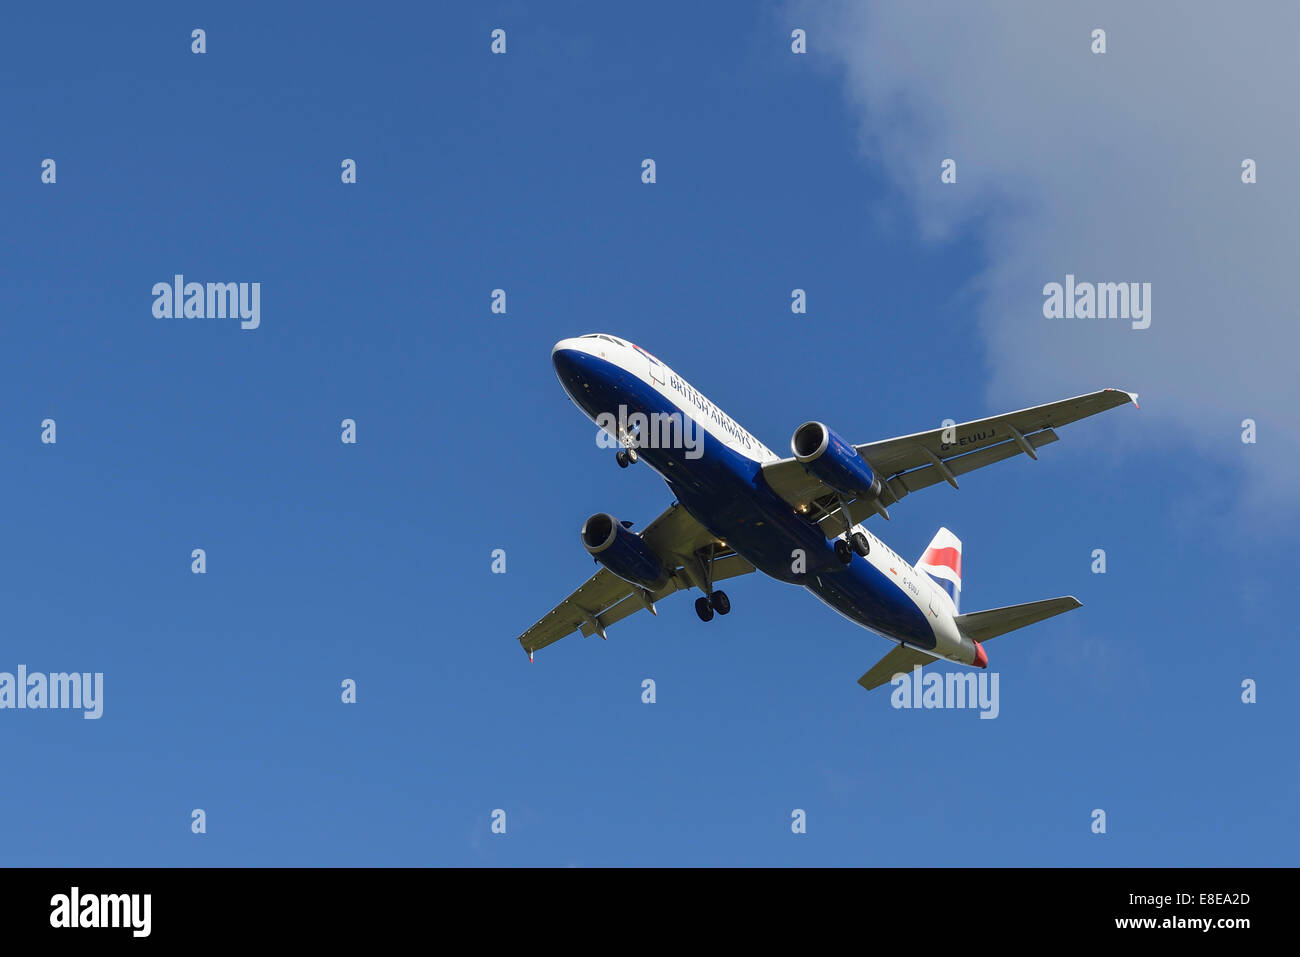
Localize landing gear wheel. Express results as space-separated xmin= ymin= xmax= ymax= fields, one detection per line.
xmin=851 ymin=531 xmax=871 ymax=557
xmin=694 ymin=596 xmax=715 ymax=622
xmin=616 ymin=450 xmax=630 ymax=468
xmin=626 ymin=448 xmax=639 ymax=464
xmin=710 ymin=590 xmax=731 ymax=615
xmin=834 ymin=538 xmax=853 ymax=565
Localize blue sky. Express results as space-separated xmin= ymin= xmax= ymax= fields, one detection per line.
xmin=1 ymin=2 xmax=1293 ymax=866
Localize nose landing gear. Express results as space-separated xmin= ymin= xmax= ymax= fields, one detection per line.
xmin=614 ymin=423 xmax=642 ymax=468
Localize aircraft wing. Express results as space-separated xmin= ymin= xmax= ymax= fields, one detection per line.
xmin=762 ymin=388 xmax=1138 ymax=534
xmin=517 ymin=502 xmax=755 ymax=659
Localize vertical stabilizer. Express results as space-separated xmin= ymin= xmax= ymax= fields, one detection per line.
xmin=917 ymin=527 xmax=962 ymax=614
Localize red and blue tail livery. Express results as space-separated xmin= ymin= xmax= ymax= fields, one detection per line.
xmin=916 ymin=528 xmax=962 ymax=614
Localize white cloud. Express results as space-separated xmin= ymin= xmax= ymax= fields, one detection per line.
xmin=792 ymin=0 xmax=1300 ymax=512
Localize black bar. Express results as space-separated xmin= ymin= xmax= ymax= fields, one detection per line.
xmin=0 ymin=867 xmax=1284 ymax=944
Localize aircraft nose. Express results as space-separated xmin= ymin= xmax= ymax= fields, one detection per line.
xmin=552 ymin=340 xmax=582 ymax=379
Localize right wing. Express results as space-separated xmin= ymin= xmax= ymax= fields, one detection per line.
xmin=517 ymin=502 xmax=755 ymax=660
xmin=762 ymin=388 xmax=1138 ymax=533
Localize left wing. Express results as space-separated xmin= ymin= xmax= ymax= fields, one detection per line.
xmin=517 ymin=502 xmax=755 ymax=660
xmin=762 ymin=388 xmax=1138 ymax=534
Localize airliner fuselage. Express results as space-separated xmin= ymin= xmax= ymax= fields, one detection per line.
xmin=550 ymin=334 xmax=980 ymax=667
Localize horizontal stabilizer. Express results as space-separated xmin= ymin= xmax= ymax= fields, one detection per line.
xmin=858 ymin=644 xmax=939 ymax=691
xmin=952 ymin=596 xmax=1082 ymax=643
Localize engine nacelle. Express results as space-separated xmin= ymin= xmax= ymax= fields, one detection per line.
xmin=791 ymin=421 xmax=882 ymax=501
xmin=581 ymin=513 xmax=670 ymax=590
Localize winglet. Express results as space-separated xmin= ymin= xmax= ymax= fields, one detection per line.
xmin=1106 ymin=387 xmax=1140 ymax=409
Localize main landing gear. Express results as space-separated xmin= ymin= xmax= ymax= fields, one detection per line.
xmin=689 ymin=542 xmax=732 ymax=622
xmin=830 ymin=491 xmax=872 ymax=565
xmin=694 ymin=590 xmax=731 ymax=622
xmin=834 ymin=531 xmax=871 ymax=565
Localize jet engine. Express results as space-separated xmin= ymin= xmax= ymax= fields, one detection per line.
xmin=580 ymin=513 xmax=670 ymax=590
xmin=790 ymin=421 xmax=882 ymax=500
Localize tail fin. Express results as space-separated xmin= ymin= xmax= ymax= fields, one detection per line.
xmin=916 ymin=527 xmax=962 ymax=614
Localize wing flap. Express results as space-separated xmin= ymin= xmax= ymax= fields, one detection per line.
xmin=856 ymin=388 xmax=1136 ymax=477
xmin=883 ymin=429 xmax=1059 ymax=504
xmin=516 ymin=567 xmax=629 ymax=653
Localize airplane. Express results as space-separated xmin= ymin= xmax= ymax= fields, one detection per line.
xmin=517 ymin=334 xmax=1138 ymax=690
